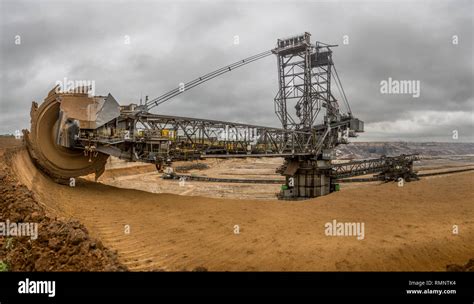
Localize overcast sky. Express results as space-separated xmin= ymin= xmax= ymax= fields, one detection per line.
xmin=0 ymin=0 xmax=472 ymax=142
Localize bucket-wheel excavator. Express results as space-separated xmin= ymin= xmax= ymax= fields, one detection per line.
xmin=24 ymin=32 xmax=418 ymax=199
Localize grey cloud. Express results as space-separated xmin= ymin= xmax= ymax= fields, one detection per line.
xmin=0 ymin=0 xmax=472 ymax=142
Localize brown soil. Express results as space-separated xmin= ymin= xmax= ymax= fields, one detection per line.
xmin=446 ymin=258 xmax=474 ymax=272
xmin=97 ymin=165 xmax=157 ymax=180
xmin=0 ymin=146 xmax=127 ymax=271
xmin=0 ymin=136 xmax=22 ymax=149
xmin=6 ymin=143 xmax=474 ymax=271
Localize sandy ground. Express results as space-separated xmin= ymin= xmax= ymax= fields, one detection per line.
xmin=93 ymin=157 xmax=284 ymax=200
xmin=10 ymin=148 xmax=474 ymax=271
xmin=93 ymin=156 xmax=474 ymax=200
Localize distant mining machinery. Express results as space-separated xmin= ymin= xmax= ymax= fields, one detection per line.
xmin=24 ymin=32 xmax=419 ymax=199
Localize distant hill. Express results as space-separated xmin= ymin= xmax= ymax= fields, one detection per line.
xmin=336 ymin=142 xmax=474 ymax=159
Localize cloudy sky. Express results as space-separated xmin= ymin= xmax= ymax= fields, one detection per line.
xmin=0 ymin=0 xmax=472 ymax=142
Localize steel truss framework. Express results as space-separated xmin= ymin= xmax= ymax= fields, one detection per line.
xmin=82 ymin=112 xmax=356 ymax=164
xmin=330 ymin=154 xmax=420 ymax=180
xmin=273 ymin=32 xmax=331 ymax=130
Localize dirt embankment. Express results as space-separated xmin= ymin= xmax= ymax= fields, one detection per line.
xmin=0 ymin=145 xmax=127 ymax=271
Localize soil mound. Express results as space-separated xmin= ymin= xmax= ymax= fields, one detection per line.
xmin=0 ymin=147 xmax=127 ymax=271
